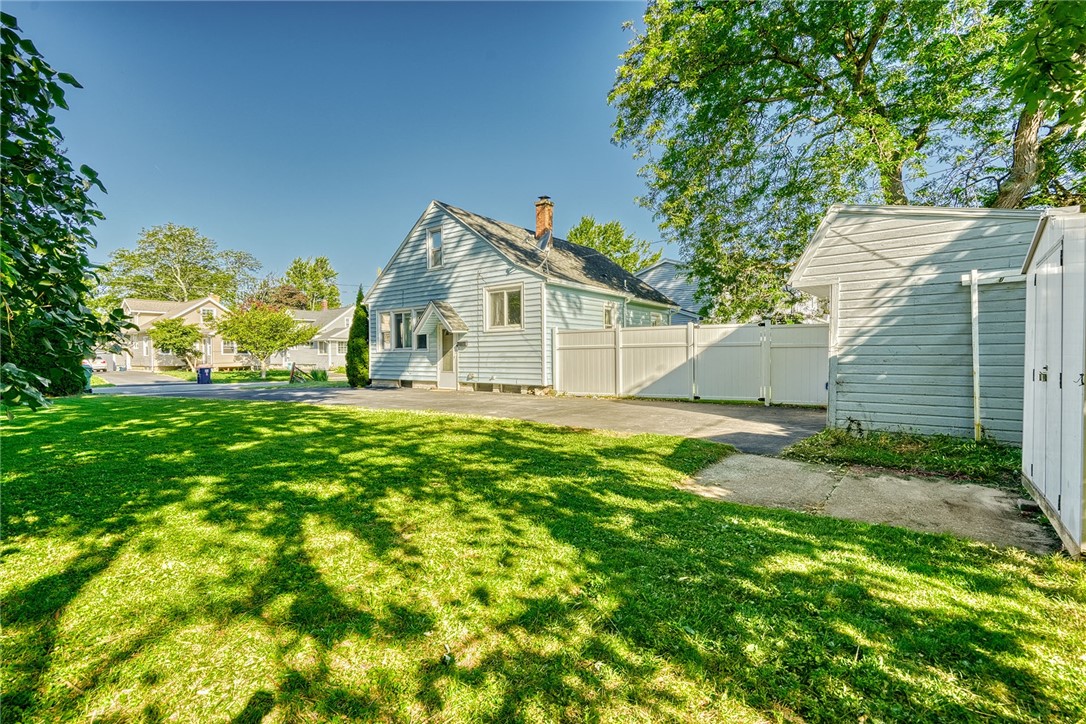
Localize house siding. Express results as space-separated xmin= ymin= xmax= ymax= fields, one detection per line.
xmin=123 ymin=300 xmax=248 ymax=370
xmin=636 ymin=260 xmax=699 ymax=319
xmin=796 ymin=209 xmax=1038 ymax=444
xmin=368 ymin=204 xmax=545 ymax=387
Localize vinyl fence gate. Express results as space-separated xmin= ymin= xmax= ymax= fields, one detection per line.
xmin=553 ymin=323 xmax=829 ymax=405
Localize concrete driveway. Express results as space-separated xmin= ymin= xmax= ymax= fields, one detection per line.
xmin=96 ymin=385 xmax=825 ymax=455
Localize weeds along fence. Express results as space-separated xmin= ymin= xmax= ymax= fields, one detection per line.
xmin=553 ymin=322 xmax=829 ymax=405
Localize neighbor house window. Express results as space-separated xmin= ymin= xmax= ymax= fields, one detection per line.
xmin=427 ymin=228 xmax=443 ymax=268
xmin=142 ymin=338 xmax=149 ymax=355
xmin=416 ymin=333 xmax=428 ymax=350
xmin=317 ymin=341 xmax=329 ymax=354
xmin=309 ymin=341 xmax=320 ymax=350
xmin=222 ymin=340 xmax=237 ymax=354
xmin=603 ymin=303 xmax=615 ymax=329
xmin=379 ymin=313 xmax=391 ymax=350
xmin=488 ymin=286 xmax=522 ymax=329
xmin=650 ymin=313 xmax=663 ymax=327
xmin=393 ymin=311 xmax=413 ymax=349
xmin=201 ymin=308 xmax=215 ymax=324
xmin=336 ymin=341 xmax=347 ymax=354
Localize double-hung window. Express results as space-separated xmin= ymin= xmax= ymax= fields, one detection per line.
xmin=427 ymin=228 xmax=443 ymax=269
xmin=488 ymin=287 xmax=522 ymax=329
xmin=379 ymin=313 xmax=391 ymax=350
xmin=336 ymin=341 xmax=348 ymax=355
xmin=201 ymin=308 xmax=215 ymax=324
xmin=393 ymin=311 xmax=413 ymax=349
xmin=603 ymin=303 xmax=616 ymax=329
xmin=221 ymin=340 xmax=237 ymax=354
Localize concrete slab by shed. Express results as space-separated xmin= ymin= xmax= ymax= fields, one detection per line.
xmin=690 ymin=455 xmax=1060 ymax=555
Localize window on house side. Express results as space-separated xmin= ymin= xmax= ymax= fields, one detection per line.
xmin=650 ymin=313 xmax=663 ymax=327
xmin=603 ymin=304 xmax=615 ymax=329
xmin=222 ymin=340 xmax=237 ymax=354
xmin=393 ymin=311 xmax=412 ymax=349
xmin=488 ymin=287 xmax=522 ymax=329
xmin=201 ymin=308 xmax=215 ymax=324
xmin=427 ymin=229 xmax=443 ymax=269
xmin=380 ymin=313 xmax=391 ymax=350
xmin=336 ymin=341 xmax=348 ymax=354
xmin=416 ymin=333 xmax=428 ymax=350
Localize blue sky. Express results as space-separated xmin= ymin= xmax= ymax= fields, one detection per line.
xmin=11 ymin=1 xmax=669 ymax=297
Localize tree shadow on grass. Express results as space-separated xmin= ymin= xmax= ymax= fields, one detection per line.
xmin=2 ymin=396 xmax=1083 ymax=722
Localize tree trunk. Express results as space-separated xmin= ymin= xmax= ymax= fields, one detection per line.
xmin=880 ymin=159 xmax=909 ymax=205
xmin=260 ymin=358 xmax=268 ymax=379
xmin=991 ymin=107 xmax=1045 ymax=209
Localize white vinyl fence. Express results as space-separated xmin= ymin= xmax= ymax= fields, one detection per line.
xmin=554 ymin=323 xmax=829 ymax=405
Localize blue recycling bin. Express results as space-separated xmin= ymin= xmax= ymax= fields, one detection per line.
xmin=196 ymin=365 xmax=212 ymax=384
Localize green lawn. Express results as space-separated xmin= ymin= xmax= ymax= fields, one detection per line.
xmin=88 ymin=375 xmax=113 ymax=389
xmin=3 ymin=398 xmax=1084 ymax=723
xmin=161 ymin=369 xmax=292 ymax=383
xmin=783 ymin=429 xmax=1023 ymax=488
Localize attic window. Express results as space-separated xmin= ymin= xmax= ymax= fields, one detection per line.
xmin=201 ymin=308 xmax=215 ymax=324
xmin=427 ymin=228 xmax=443 ymax=269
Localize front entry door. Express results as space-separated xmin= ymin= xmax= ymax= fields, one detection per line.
xmin=438 ymin=329 xmax=457 ymax=389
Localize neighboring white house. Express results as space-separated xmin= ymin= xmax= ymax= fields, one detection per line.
xmin=270 ymin=305 xmax=355 ymax=370
xmin=789 ymin=204 xmax=1042 ymax=444
xmin=121 ymin=295 xmax=245 ymax=370
xmin=367 ymin=197 xmax=678 ymax=391
xmin=1021 ymin=206 xmax=1084 ymax=557
xmin=636 ymin=259 xmax=701 ymax=323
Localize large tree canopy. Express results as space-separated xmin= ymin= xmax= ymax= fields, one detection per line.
xmin=284 ymin=256 xmax=340 ymax=310
xmin=1 ymin=12 xmax=129 ymax=411
xmin=97 ymin=223 xmax=261 ymax=309
xmin=610 ymin=0 xmax=1085 ymax=321
xmin=216 ymin=304 xmax=316 ymax=378
xmin=566 ymin=216 xmax=661 ymax=273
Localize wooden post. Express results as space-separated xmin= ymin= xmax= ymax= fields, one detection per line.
xmin=970 ymin=269 xmax=982 ymax=440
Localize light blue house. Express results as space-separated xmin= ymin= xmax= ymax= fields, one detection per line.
xmin=368 ymin=197 xmax=677 ymax=391
xmin=635 ymin=258 xmax=701 ymax=323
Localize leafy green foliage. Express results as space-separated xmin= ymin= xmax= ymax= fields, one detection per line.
xmin=782 ymin=428 xmax=1023 ymax=488
xmin=97 ymin=223 xmax=261 ymax=308
xmin=565 ymin=216 xmax=661 ymax=273
xmin=147 ymin=318 xmax=203 ymax=372
xmin=609 ymin=0 xmax=1083 ymax=320
xmin=345 ymin=285 xmax=369 ymax=388
xmin=0 ymin=12 xmax=130 ymax=413
xmin=161 ymin=369 xmax=290 ymax=383
xmin=309 ymin=368 xmax=329 ymax=382
xmin=243 ymin=275 xmax=308 ymax=310
xmin=3 ymin=396 xmax=1084 ymax=721
xmin=284 ymin=256 xmax=340 ymax=310
xmin=216 ymin=304 xmax=316 ymax=378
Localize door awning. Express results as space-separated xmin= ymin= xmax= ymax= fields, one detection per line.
xmin=414 ymin=300 xmax=469 ymax=334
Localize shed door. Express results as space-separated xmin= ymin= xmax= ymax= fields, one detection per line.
xmin=1038 ymin=244 xmax=1064 ymax=506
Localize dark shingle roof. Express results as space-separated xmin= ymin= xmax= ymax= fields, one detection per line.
xmin=437 ymin=202 xmax=675 ymax=306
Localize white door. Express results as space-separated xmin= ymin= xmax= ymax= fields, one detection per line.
xmin=1039 ymin=244 xmax=1064 ymax=504
xmin=438 ymin=328 xmax=457 ymax=389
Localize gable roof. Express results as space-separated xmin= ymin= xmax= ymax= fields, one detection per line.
xmin=415 ymin=300 xmax=469 ymax=334
xmin=635 ymin=258 xmax=699 ymax=313
xmin=288 ymin=305 xmax=354 ymax=335
xmin=122 ymin=296 xmax=231 ymax=330
xmin=435 ymin=202 xmax=674 ymax=307
xmin=789 ymin=204 xmax=1044 ymax=297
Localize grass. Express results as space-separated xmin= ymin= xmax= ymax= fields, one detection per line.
xmin=3 ymin=397 xmax=1084 ymax=723
xmin=88 ymin=375 xmax=114 ymax=388
xmin=161 ymin=369 xmax=291 ymax=383
xmin=782 ymin=429 xmax=1023 ymax=488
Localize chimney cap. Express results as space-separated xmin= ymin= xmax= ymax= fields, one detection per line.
xmin=536 ymin=195 xmax=552 ymax=203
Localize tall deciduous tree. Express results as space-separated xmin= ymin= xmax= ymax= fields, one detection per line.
xmin=147 ymin=318 xmax=203 ymax=371
xmin=609 ymin=0 xmax=1083 ymax=321
xmin=1 ymin=12 xmax=130 ymax=411
xmin=98 ymin=223 xmax=261 ymax=308
xmin=345 ymin=285 xmax=369 ymax=388
xmin=216 ymin=304 xmax=316 ymax=378
xmin=284 ymin=256 xmax=340 ymax=310
xmin=566 ymin=216 xmax=661 ymax=273
xmin=244 ymin=274 xmax=309 ymax=310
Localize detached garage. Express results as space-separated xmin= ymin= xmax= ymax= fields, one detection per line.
xmin=1022 ymin=207 xmax=1085 ymax=557
xmin=789 ymin=205 xmax=1042 ymax=444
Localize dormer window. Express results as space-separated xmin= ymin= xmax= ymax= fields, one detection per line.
xmin=427 ymin=228 xmax=443 ymax=269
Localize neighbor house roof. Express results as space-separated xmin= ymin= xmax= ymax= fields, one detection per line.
xmin=635 ymin=259 xmax=698 ymax=314
xmin=437 ymin=202 xmax=675 ymax=307
xmin=122 ymin=296 xmax=230 ymax=331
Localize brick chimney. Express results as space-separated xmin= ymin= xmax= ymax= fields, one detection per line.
xmin=534 ymin=195 xmax=553 ymax=239
xmin=320 ymin=299 xmax=329 ymax=311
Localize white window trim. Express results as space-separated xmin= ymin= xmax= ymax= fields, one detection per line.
xmin=336 ymin=340 xmax=348 ymax=355
xmin=200 ymin=307 xmax=216 ymax=324
xmin=426 ymin=227 xmax=443 ymax=269
xmin=379 ymin=312 xmax=391 ymax=351
xmin=486 ymin=284 xmax=524 ymax=332
xmin=603 ymin=302 xmax=616 ymax=329
xmin=387 ymin=308 xmax=416 ymax=350
xmin=221 ymin=339 xmax=237 ymax=354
